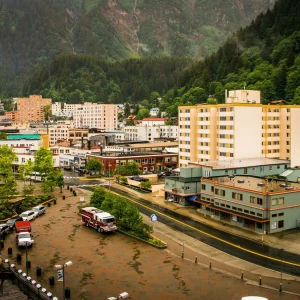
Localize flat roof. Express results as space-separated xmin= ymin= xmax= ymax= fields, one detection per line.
xmin=89 ymin=151 xmax=178 ymax=158
xmin=205 ymin=175 xmax=300 ymax=194
xmin=193 ymin=157 xmax=289 ymax=170
xmin=128 ymin=142 xmax=178 ymax=148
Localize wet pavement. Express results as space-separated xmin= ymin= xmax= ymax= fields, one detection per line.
xmin=1 ymin=186 xmax=299 ymax=300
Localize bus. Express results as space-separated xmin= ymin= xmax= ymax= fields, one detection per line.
xmin=29 ymin=172 xmax=46 ymax=182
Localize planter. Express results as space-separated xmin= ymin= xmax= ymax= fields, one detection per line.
xmin=36 ymin=266 xmax=42 ymax=276
xmin=49 ymin=276 xmax=55 ymax=286
xmin=73 ymin=191 xmax=77 ymax=196
xmin=17 ymin=252 xmax=22 ymax=261
xmin=62 ymin=195 xmax=66 ymax=200
xmin=65 ymin=287 xmax=71 ymax=299
xmin=26 ymin=260 xmax=31 ymax=269
xmin=8 ymin=247 xmax=12 ymax=255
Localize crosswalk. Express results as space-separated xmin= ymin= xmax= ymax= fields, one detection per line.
xmin=76 ymin=183 xmax=107 ymax=188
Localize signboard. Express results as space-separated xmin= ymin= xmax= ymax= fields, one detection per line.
xmin=150 ymin=214 xmax=157 ymax=222
xmin=57 ymin=269 xmax=64 ymax=281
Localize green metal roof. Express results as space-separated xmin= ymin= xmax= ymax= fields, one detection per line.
xmin=7 ymin=134 xmax=41 ymax=140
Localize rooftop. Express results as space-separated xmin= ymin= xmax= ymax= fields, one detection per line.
xmin=128 ymin=141 xmax=178 ymax=148
xmin=193 ymin=157 xmax=289 ymax=170
xmin=89 ymin=151 xmax=177 ymax=158
xmin=206 ymin=175 xmax=300 ymax=194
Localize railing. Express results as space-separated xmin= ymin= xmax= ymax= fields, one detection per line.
xmin=1 ymin=256 xmax=58 ymax=300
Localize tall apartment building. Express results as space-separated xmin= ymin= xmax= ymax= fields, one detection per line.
xmin=17 ymin=95 xmax=52 ymax=123
xmin=178 ymin=90 xmax=300 ymax=168
xmin=73 ymin=103 xmax=117 ymax=130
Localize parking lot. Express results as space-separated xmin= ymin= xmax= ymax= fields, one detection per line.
xmin=1 ymin=187 xmax=298 ymax=300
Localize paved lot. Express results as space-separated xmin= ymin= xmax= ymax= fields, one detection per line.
xmin=1 ymin=186 xmax=299 ymax=300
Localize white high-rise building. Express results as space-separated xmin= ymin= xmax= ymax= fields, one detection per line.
xmin=73 ymin=103 xmax=117 ymax=130
xmin=178 ymin=90 xmax=300 ymax=167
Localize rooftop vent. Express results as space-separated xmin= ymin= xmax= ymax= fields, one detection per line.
xmin=237 ymin=180 xmax=245 ymax=183
xmin=285 ymin=187 xmax=294 ymax=190
xmin=257 ymin=183 xmax=265 ymax=187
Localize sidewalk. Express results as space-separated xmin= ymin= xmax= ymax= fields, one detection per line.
xmin=111 ymin=182 xmax=300 ymax=255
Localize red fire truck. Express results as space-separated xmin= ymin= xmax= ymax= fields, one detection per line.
xmin=81 ymin=207 xmax=117 ymax=233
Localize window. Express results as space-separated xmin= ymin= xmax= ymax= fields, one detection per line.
xmin=257 ymin=198 xmax=263 ymax=205
xmin=226 ymin=205 xmax=230 ymax=208
xmin=278 ymin=220 xmax=284 ymax=228
xmin=244 ymin=209 xmax=249 ymax=214
xmin=232 ymin=192 xmax=243 ymax=201
xmin=278 ymin=197 xmax=284 ymax=205
xmin=272 ymin=213 xmax=277 ymax=217
xmin=211 ymin=186 xmax=214 ymax=192
xmin=250 ymin=211 xmax=255 ymax=215
xmin=201 ymin=184 xmax=206 ymax=190
xmin=272 ymin=198 xmax=277 ymax=206
xmin=257 ymin=213 xmax=262 ymax=217
xmin=278 ymin=212 xmax=284 ymax=216
xmin=221 ymin=203 xmax=225 ymax=207
xmin=232 ymin=206 xmax=237 ymax=210
xmin=220 ymin=190 xmax=225 ymax=196
xmin=250 ymin=196 xmax=255 ymax=203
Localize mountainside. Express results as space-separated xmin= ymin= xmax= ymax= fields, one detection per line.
xmin=24 ymin=0 xmax=300 ymax=116
xmin=0 ymin=0 xmax=274 ymax=96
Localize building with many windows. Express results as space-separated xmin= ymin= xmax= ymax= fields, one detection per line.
xmin=73 ymin=103 xmax=117 ymax=130
xmin=124 ymin=118 xmax=178 ymax=141
xmin=17 ymin=95 xmax=52 ymax=123
xmin=178 ymin=90 xmax=300 ymax=168
xmin=164 ymin=158 xmax=300 ymax=233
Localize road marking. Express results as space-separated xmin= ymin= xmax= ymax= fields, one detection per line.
xmin=110 ymin=190 xmax=300 ymax=268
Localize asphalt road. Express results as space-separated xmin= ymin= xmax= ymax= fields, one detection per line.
xmin=102 ymin=186 xmax=300 ymax=277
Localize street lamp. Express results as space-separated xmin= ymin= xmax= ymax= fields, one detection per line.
xmin=55 ymin=261 xmax=73 ymax=300
xmin=108 ymin=163 xmax=112 ymax=191
xmin=280 ymin=248 xmax=284 ymax=292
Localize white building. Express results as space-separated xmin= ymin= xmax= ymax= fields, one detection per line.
xmin=73 ymin=103 xmax=117 ymax=130
xmin=36 ymin=120 xmax=73 ymax=146
xmin=52 ymin=102 xmax=76 ymax=117
xmin=178 ymin=90 xmax=300 ymax=167
xmin=0 ymin=139 xmax=59 ymax=167
xmin=150 ymin=108 xmax=159 ymax=116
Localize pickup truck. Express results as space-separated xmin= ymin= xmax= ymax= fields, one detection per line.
xmin=16 ymin=232 xmax=34 ymax=247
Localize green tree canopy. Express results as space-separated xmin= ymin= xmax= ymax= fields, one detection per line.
xmin=114 ymin=162 xmax=141 ymax=176
xmin=86 ymin=158 xmax=103 ymax=175
xmin=137 ymin=108 xmax=150 ymax=120
xmin=0 ymin=132 xmax=7 ymax=139
xmin=34 ymin=147 xmax=54 ymax=174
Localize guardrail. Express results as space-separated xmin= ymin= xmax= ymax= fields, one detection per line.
xmin=0 ymin=256 xmax=58 ymax=300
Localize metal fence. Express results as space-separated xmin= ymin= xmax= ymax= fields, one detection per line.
xmin=1 ymin=256 xmax=58 ymax=300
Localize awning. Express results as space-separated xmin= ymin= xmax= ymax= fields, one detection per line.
xmin=187 ymin=195 xmax=197 ymax=201
xmin=207 ymin=205 xmax=269 ymax=223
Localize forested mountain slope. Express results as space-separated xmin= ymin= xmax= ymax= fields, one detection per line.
xmin=24 ymin=0 xmax=300 ymax=116
xmin=0 ymin=0 xmax=274 ymax=96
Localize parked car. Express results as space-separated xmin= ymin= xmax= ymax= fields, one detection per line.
xmin=16 ymin=232 xmax=34 ymax=248
xmin=32 ymin=205 xmax=46 ymax=217
xmin=19 ymin=210 xmax=36 ymax=221
xmin=0 ymin=223 xmax=10 ymax=236
xmin=6 ymin=216 xmax=23 ymax=230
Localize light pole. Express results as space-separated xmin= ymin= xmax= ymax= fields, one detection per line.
xmin=55 ymin=261 xmax=73 ymax=300
xmin=280 ymin=248 xmax=284 ymax=292
xmin=108 ymin=163 xmax=112 ymax=190
xmin=26 ymin=242 xmax=28 ymax=275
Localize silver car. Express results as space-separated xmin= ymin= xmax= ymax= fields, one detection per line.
xmin=32 ymin=205 xmax=46 ymax=217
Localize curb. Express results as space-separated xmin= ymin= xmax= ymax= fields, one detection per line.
xmin=117 ymin=229 xmax=167 ymax=249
